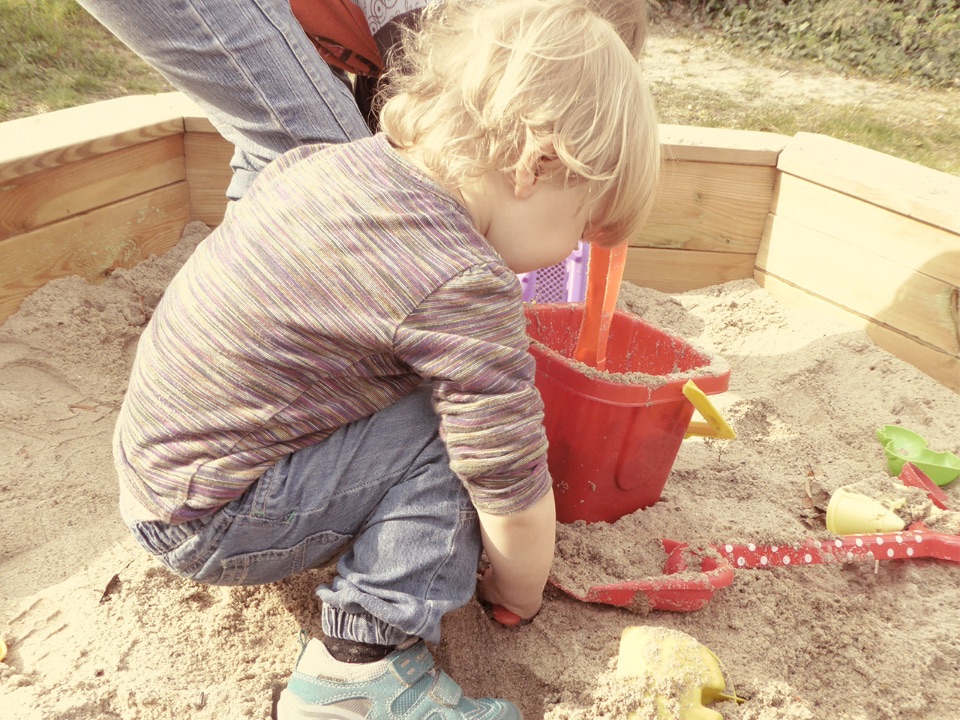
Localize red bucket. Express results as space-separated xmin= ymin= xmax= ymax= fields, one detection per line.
xmin=525 ymin=304 xmax=730 ymax=524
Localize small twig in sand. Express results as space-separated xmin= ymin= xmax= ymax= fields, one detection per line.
xmin=99 ymin=560 xmax=134 ymax=604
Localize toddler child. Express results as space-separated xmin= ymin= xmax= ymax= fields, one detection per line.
xmin=114 ymin=0 xmax=660 ymax=718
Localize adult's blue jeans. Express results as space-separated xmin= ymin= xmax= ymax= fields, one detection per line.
xmin=124 ymin=386 xmax=482 ymax=646
xmin=78 ymin=0 xmax=372 ymax=200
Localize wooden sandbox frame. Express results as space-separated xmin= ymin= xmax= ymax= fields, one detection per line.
xmin=1 ymin=92 xmax=958 ymax=391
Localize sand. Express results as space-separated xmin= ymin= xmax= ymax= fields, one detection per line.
xmin=1 ymin=221 xmax=958 ymax=720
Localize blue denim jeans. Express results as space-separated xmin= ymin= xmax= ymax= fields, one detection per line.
xmin=78 ymin=0 xmax=372 ymax=200
xmin=124 ymin=386 xmax=482 ymax=645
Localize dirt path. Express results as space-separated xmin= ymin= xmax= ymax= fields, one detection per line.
xmin=644 ymin=23 xmax=958 ymax=136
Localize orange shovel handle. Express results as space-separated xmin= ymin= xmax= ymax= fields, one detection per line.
xmin=574 ymin=244 xmax=627 ymax=371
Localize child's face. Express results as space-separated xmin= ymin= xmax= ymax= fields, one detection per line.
xmin=473 ymin=170 xmax=605 ymax=275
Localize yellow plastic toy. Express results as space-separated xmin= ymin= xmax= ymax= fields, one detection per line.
xmin=683 ymin=381 xmax=737 ymax=440
xmin=825 ymin=488 xmax=905 ymax=535
xmin=616 ymin=626 xmax=741 ymax=720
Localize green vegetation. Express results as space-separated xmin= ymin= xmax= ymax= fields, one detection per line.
xmin=0 ymin=0 xmax=170 ymax=120
xmin=649 ymin=1 xmax=960 ymax=173
xmin=656 ymin=82 xmax=960 ymax=176
xmin=1 ymin=0 xmax=957 ymax=175
xmin=658 ymin=0 xmax=960 ymax=88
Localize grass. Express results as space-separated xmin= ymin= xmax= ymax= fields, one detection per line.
xmin=1 ymin=1 xmax=957 ymax=176
xmin=656 ymin=85 xmax=960 ymax=176
xmin=0 ymin=0 xmax=170 ymax=120
xmin=649 ymin=19 xmax=960 ymax=176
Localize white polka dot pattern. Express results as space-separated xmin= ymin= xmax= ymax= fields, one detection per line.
xmin=713 ymin=527 xmax=959 ymax=568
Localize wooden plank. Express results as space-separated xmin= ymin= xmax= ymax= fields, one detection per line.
xmin=0 ymin=183 xmax=190 ymax=323
xmin=164 ymin=92 xmax=231 ymax=223
xmin=778 ymin=132 xmax=960 ymax=235
xmin=635 ymin=161 xmax=776 ymax=254
xmin=159 ymin=91 xmax=219 ymax=133
xmin=1 ymin=136 xmax=186 ymax=241
xmin=0 ymin=95 xmax=184 ymax=183
xmin=758 ymin=213 xmax=960 ymax=355
xmin=659 ymin=124 xmax=788 ymax=166
xmin=184 ymin=132 xmax=233 ymax=227
xmin=172 ymin=103 xmax=790 ymax=230
xmin=772 ymin=174 xmax=960 ymax=286
xmin=623 ymin=246 xmax=755 ymax=292
xmin=868 ymin=322 xmax=960 ymax=394
xmin=756 ymin=272 xmax=960 ymax=393
xmin=166 ymin=102 xmax=789 ymax=163
xmin=183 ymin=115 xmax=219 ymax=134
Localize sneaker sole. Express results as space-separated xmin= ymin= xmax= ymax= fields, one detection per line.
xmin=276 ymin=689 xmax=370 ymax=720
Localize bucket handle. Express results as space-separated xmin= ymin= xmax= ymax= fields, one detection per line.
xmin=683 ymin=381 xmax=736 ymax=440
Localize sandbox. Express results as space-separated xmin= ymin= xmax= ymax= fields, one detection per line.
xmin=0 ymin=94 xmax=958 ymax=720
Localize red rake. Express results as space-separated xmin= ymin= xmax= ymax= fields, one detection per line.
xmin=549 ymin=539 xmax=734 ymax=613
xmin=552 ymin=525 xmax=960 ymax=613
xmin=489 ymin=467 xmax=956 ymax=623
xmin=551 ymin=464 xmax=958 ymax=613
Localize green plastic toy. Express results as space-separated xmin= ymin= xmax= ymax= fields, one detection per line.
xmin=876 ymin=425 xmax=960 ymax=487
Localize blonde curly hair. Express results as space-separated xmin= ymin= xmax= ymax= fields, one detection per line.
xmin=379 ymin=0 xmax=660 ymax=247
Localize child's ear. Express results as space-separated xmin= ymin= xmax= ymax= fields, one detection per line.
xmin=514 ymin=153 xmax=561 ymax=199
xmin=514 ymin=165 xmax=538 ymax=199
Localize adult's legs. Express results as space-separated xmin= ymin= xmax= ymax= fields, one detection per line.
xmin=79 ymin=0 xmax=371 ymax=199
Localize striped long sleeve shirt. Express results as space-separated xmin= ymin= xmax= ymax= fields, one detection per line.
xmin=115 ymin=134 xmax=551 ymax=524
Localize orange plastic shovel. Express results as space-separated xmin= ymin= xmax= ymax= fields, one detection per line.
xmin=574 ymin=243 xmax=628 ymax=370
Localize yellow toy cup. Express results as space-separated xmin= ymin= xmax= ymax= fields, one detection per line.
xmin=617 ymin=626 xmax=739 ymax=720
xmin=825 ymin=488 xmax=905 ymax=535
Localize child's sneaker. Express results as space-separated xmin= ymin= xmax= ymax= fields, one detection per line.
xmin=277 ymin=637 xmax=522 ymax=720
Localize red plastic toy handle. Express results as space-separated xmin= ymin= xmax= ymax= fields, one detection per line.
xmin=899 ymin=463 xmax=950 ymax=510
xmin=490 ymin=604 xmax=524 ymax=627
xmin=714 ymin=527 xmax=960 ymax=569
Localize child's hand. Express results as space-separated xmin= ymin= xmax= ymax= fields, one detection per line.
xmin=475 ymin=490 xmax=555 ymax=626
xmin=478 ymin=567 xmax=542 ymax=626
